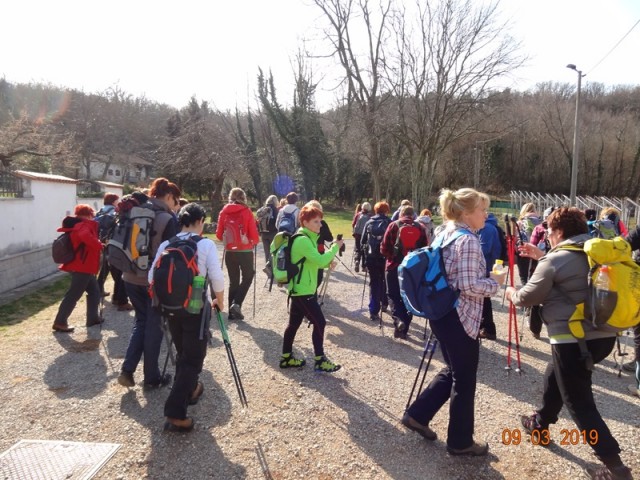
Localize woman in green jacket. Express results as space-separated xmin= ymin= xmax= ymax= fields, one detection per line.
xmin=280 ymin=205 xmax=344 ymax=373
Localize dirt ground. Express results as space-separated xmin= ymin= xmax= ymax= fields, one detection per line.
xmin=0 ymin=240 xmax=638 ymax=479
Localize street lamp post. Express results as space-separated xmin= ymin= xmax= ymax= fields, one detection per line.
xmin=567 ymin=64 xmax=584 ymax=207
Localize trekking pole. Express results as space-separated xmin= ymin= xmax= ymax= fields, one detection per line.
xmin=214 ymin=305 xmax=248 ymax=407
xmin=360 ymin=268 xmax=368 ymax=309
xmin=252 ymin=245 xmax=257 ymax=319
xmin=405 ymin=329 xmax=437 ymax=410
xmin=160 ymin=316 xmax=176 ymax=379
xmin=508 ymin=217 xmax=523 ymax=374
xmin=423 ymin=317 xmax=428 ymax=340
xmin=504 ymin=215 xmax=514 ymax=373
xmin=319 ymin=268 xmax=332 ymax=306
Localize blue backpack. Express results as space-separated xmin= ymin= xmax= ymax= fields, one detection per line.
xmin=399 ymin=229 xmax=471 ymax=319
xmin=278 ymin=210 xmax=297 ymax=234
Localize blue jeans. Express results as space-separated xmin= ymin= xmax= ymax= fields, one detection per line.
xmin=407 ymin=308 xmax=480 ymax=450
xmin=122 ymin=282 xmax=164 ymax=384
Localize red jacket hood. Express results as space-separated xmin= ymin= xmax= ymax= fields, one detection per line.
xmin=221 ymin=202 xmax=250 ymax=215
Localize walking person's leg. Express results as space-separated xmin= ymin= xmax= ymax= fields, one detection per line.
xmin=53 ymin=272 xmax=92 ymax=329
xmin=233 ymin=252 xmax=255 ymax=311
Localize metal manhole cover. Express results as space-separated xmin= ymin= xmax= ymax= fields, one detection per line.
xmin=0 ymin=439 xmax=121 ymax=480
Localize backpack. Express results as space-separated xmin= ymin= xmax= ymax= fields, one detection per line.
xmin=95 ymin=210 xmax=116 ymax=242
xmin=278 ymin=210 xmax=297 ymax=234
xmin=270 ymin=231 xmax=306 ymax=290
xmin=559 ymin=238 xmax=640 ymax=337
xmin=399 ymin=229 xmax=471 ymax=319
xmin=256 ymin=206 xmax=273 ymax=234
xmin=223 ymin=208 xmax=250 ymax=250
xmin=52 ymin=232 xmax=76 ymax=264
xmin=364 ymin=217 xmax=390 ymax=259
xmin=151 ymin=235 xmax=203 ymax=318
xmin=106 ymin=198 xmax=156 ymax=277
xmin=416 ymin=216 xmax=435 ymax=244
xmin=591 ymin=218 xmax=620 ymax=240
xmin=495 ymin=223 xmax=508 ymax=263
xmin=519 ymin=216 xmax=542 ymax=242
xmin=393 ymin=221 xmax=423 ymax=262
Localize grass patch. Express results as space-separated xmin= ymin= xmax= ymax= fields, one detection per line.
xmin=323 ymin=210 xmax=356 ymax=239
xmin=0 ymin=276 xmax=70 ymax=329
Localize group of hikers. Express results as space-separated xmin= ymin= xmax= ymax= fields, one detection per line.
xmin=50 ymin=179 xmax=639 ymax=479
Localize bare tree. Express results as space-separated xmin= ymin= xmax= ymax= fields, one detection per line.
xmin=313 ymin=0 xmax=392 ymax=200
xmin=388 ymin=0 xmax=524 ymax=207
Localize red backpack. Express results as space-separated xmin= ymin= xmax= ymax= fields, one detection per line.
xmin=223 ymin=209 xmax=251 ymax=250
xmin=393 ymin=221 xmax=423 ymax=262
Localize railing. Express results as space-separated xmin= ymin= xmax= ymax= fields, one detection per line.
xmin=510 ymin=191 xmax=639 ymax=228
xmin=0 ymin=171 xmax=24 ymax=198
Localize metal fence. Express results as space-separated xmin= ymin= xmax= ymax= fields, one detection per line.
xmin=510 ymin=191 xmax=640 ymax=228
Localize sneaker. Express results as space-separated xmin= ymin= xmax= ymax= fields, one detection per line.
xmin=144 ymin=373 xmax=172 ymax=389
xmin=478 ymin=329 xmax=496 ymax=340
xmin=86 ymin=317 xmax=105 ymax=327
xmin=52 ymin=323 xmax=75 ymax=333
xmin=314 ymin=355 xmax=341 ymax=373
xmin=280 ymin=353 xmax=306 ymax=369
xmin=447 ymin=441 xmax=489 ymax=456
xmin=117 ymin=371 xmax=135 ymax=387
xmin=229 ymin=303 xmax=244 ymax=320
xmin=627 ymin=384 xmax=640 ymax=397
xmin=622 ymin=360 xmax=637 ymax=373
xmin=520 ymin=412 xmax=550 ymax=446
xmin=584 ymin=464 xmax=633 ymax=480
xmin=401 ymin=412 xmax=437 ymax=441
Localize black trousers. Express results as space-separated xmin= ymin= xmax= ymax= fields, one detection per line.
xmin=407 ymin=308 xmax=480 ymax=450
xmin=283 ymin=295 xmax=326 ymax=357
xmin=164 ymin=309 xmax=209 ymax=420
xmin=538 ymin=337 xmax=620 ymax=459
xmin=54 ymin=272 xmax=101 ymax=326
xmin=97 ymin=255 xmax=128 ymax=305
xmin=225 ymin=251 xmax=255 ymax=308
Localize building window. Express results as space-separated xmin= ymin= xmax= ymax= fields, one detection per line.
xmin=115 ymin=170 xmax=121 ymax=177
xmin=107 ymin=169 xmax=113 ymax=176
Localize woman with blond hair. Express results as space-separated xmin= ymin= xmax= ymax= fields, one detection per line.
xmin=216 ymin=188 xmax=260 ymax=320
xmin=402 ymin=188 xmax=505 ymax=456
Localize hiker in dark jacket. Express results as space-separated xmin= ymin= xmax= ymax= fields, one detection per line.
xmin=52 ymin=204 xmax=104 ymax=333
xmin=96 ymin=192 xmax=132 ymax=311
xmin=216 ymin=188 xmax=260 ymax=320
xmin=380 ymin=205 xmax=427 ymax=339
xmin=305 ymin=201 xmax=334 ymax=288
xmin=360 ymin=201 xmax=391 ymax=323
xmin=119 ymin=178 xmax=180 ymax=390
xmin=477 ymin=213 xmax=501 ymax=340
xmin=352 ymin=202 xmax=372 ymax=273
xmin=508 ymin=208 xmax=630 ymax=480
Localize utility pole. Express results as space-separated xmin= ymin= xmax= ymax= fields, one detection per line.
xmin=567 ymin=64 xmax=584 ymax=207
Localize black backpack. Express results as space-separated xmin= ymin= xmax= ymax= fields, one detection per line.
xmin=151 ymin=235 xmax=203 ymax=318
xmin=52 ymin=233 xmax=76 ymax=264
xmin=364 ymin=216 xmax=390 ymax=259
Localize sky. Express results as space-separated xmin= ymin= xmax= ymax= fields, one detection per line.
xmin=3 ymin=0 xmax=640 ymax=112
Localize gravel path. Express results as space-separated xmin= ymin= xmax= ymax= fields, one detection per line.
xmin=0 ymin=240 xmax=638 ymax=479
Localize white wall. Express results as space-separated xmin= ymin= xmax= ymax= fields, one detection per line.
xmin=1 ymin=180 xmax=77 ymax=257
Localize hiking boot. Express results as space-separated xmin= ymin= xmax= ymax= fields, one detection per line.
xmin=478 ymin=329 xmax=496 ymax=340
xmin=86 ymin=317 xmax=105 ymax=327
xmin=622 ymin=360 xmax=637 ymax=373
xmin=584 ymin=464 xmax=633 ymax=480
xmin=229 ymin=303 xmax=244 ymax=320
xmin=370 ymin=313 xmax=382 ymax=323
xmin=144 ymin=373 xmax=172 ymax=389
xmin=280 ymin=353 xmax=306 ymax=369
xmin=520 ymin=412 xmax=550 ymax=446
xmin=627 ymin=384 xmax=640 ymax=397
xmin=447 ymin=441 xmax=489 ymax=456
xmin=117 ymin=371 xmax=135 ymax=387
xmin=401 ymin=412 xmax=437 ymax=441
xmin=354 ymin=263 xmax=360 ymax=273
xmin=117 ymin=302 xmax=134 ymax=311
xmin=52 ymin=324 xmax=75 ymax=333
xmin=381 ymin=304 xmax=389 ymax=313
xmin=314 ymin=355 xmax=341 ymax=373
xmin=394 ymin=320 xmax=407 ymax=339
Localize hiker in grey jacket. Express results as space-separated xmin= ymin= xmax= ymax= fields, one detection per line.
xmin=352 ymin=202 xmax=372 ymax=272
xmin=506 ymin=207 xmax=630 ymax=480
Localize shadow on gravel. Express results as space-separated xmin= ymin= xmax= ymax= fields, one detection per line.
xmin=305 ymin=376 xmax=507 ymax=480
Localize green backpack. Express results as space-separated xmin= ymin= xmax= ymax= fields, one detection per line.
xmin=269 ymin=231 xmax=306 ymax=291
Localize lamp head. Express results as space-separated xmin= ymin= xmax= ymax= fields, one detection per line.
xmin=566 ymin=64 xmax=577 ymax=70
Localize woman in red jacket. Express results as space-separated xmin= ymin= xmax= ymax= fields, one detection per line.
xmin=216 ymin=188 xmax=260 ymax=320
xmin=52 ymin=204 xmax=104 ymax=333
